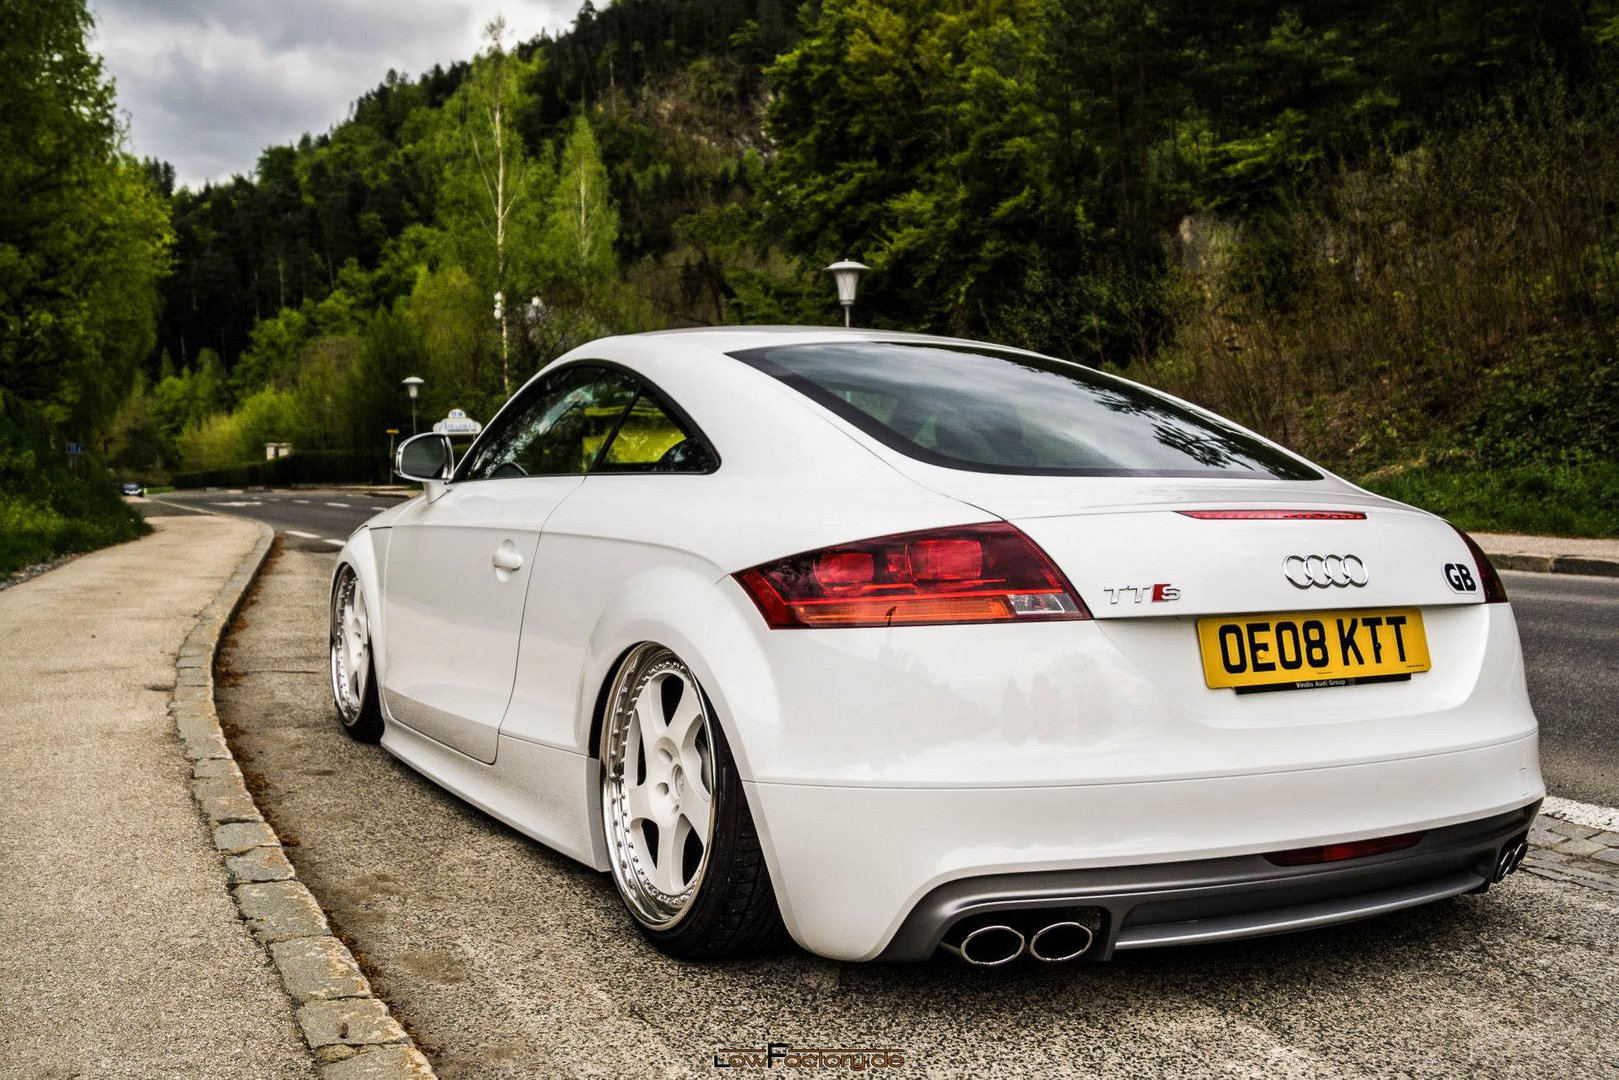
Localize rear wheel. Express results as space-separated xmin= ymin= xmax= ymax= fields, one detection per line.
xmin=330 ymin=564 xmax=382 ymax=742
xmin=599 ymin=644 xmax=786 ymax=959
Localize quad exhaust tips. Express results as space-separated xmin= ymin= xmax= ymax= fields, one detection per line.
xmin=938 ymin=923 xmax=1026 ymax=967
xmin=939 ymin=916 xmax=1096 ymax=965
xmin=1494 ymin=839 xmax=1528 ymax=882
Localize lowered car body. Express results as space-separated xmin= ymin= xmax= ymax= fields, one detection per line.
xmin=331 ymin=327 xmax=1540 ymax=964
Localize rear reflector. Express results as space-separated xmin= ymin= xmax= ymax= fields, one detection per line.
xmin=1178 ymin=509 xmax=1367 ymax=520
xmin=735 ymin=523 xmax=1090 ymax=629
xmin=1264 ymin=831 xmax=1425 ymax=866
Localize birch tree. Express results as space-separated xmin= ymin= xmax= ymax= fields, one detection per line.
xmin=542 ymin=114 xmax=620 ymax=309
xmin=435 ymin=17 xmax=547 ymax=396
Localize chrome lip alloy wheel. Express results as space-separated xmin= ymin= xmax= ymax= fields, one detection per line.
xmin=329 ymin=567 xmax=370 ymax=724
xmin=601 ymin=645 xmax=718 ymax=928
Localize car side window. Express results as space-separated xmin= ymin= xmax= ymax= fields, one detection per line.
xmin=593 ymin=384 xmax=718 ymax=474
xmin=456 ymin=367 xmax=637 ymax=482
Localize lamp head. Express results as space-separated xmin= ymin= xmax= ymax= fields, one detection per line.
xmin=823 ymin=260 xmax=870 ymax=306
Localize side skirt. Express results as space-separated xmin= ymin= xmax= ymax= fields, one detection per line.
xmin=379 ymin=721 xmax=611 ymax=871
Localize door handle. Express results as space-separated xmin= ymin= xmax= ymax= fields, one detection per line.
xmin=492 ymin=544 xmax=524 ymax=573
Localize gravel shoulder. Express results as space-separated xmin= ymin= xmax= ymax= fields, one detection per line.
xmin=0 ymin=515 xmax=315 ymax=1080
xmin=219 ymin=547 xmax=1619 ymax=1079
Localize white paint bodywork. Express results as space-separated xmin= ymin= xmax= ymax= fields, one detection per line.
xmin=332 ymin=327 xmax=1542 ymax=961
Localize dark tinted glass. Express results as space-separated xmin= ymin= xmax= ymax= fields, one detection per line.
xmin=732 ymin=342 xmax=1319 ymax=480
xmin=457 ymin=367 xmax=636 ymax=481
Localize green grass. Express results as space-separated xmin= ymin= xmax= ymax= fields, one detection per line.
xmin=0 ymin=399 xmax=150 ymax=578
xmin=0 ymin=491 xmax=148 ymax=577
xmin=1361 ymin=462 xmax=1619 ymax=538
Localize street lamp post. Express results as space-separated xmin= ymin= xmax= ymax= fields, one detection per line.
xmin=402 ymin=376 xmax=424 ymax=435
xmin=823 ymin=260 xmax=870 ymax=327
xmin=494 ymin=291 xmax=508 ymax=394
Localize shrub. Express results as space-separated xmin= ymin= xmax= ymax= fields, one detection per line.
xmin=0 ymin=393 xmax=147 ymax=576
xmin=172 ymin=450 xmax=389 ymax=489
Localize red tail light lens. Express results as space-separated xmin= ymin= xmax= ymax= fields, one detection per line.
xmin=1452 ymin=526 xmax=1508 ymax=603
xmin=1265 ymin=831 xmax=1425 ymax=866
xmin=735 ymin=523 xmax=1090 ymax=629
xmin=1177 ymin=509 xmax=1367 ymax=520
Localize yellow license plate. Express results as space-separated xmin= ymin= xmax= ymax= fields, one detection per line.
xmin=1197 ymin=607 xmax=1431 ymax=691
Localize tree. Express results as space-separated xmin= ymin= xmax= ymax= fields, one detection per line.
xmin=542 ymin=114 xmax=621 ymax=309
xmin=434 ymin=17 xmax=550 ymax=396
xmin=764 ymin=0 xmax=1052 ymax=333
xmin=0 ymin=0 xmax=171 ymax=439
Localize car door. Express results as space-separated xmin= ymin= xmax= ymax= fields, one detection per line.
xmin=499 ymin=371 xmax=722 ymax=751
xmin=381 ymin=365 xmax=639 ymax=763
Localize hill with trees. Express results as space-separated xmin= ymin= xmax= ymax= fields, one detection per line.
xmin=6 ymin=0 xmax=1616 ymax=556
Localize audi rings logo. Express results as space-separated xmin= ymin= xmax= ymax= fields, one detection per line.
xmin=1282 ymin=554 xmax=1369 ymax=589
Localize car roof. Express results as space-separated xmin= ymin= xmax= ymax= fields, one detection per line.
xmin=576 ymin=325 xmax=1048 ymax=359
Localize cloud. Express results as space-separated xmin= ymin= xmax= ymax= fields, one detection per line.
xmin=89 ymin=0 xmax=584 ymax=188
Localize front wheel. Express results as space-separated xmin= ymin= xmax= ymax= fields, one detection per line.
xmin=330 ymin=564 xmax=382 ymax=742
xmin=599 ymin=644 xmax=786 ymax=959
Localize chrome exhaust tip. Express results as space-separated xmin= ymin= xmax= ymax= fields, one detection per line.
xmin=1494 ymin=840 xmax=1528 ymax=882
xmin=939 ymin=923 xmax=1026 ymax=967
xmin=1027 ymin=921 xmax=1094 ymax=963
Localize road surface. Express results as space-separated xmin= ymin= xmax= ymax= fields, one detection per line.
xmin=209 ymin=543 xmax=1619 ymax=1078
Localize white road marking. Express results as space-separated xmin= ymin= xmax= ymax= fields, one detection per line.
xmin=324 ymin=538 xmax=346 ymax=547
xmin=293 ymin=499 xmax=311 ymax=504
xmin=216 ymin=500 xmax=262 ymax=507
xmin=369 ymin=506 xmax=387 ymax=512
xmin=285 ymin=530 xmax=319 ymax=539
xmin=324 ymin=501 xmax=350 ymax=508
xmin=1543 ymin=795 xmax=1619 ymax=831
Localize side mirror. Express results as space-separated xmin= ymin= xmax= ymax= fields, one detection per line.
xmin=396 ymin=432 xmax=453 ymax=484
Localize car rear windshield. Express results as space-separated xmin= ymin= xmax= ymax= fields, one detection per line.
xmin=730 ymin=341 xmax=1320 ymax=480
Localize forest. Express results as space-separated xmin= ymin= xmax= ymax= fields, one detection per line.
xmin=4 ymin=0 xmax=1618 ymax=573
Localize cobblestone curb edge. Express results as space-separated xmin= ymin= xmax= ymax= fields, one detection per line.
xmin=1524 ymin=815 xmax=1619 ymax=895
xmin=171 ymin=520 xmax=435 ymax=1080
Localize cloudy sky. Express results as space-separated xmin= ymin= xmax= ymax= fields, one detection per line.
xmin=89 ymin=0 xmax=587 ymax=189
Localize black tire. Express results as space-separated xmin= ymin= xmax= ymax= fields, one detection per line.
xmin=330 ymin=566 xmax=383 ymax=743
xmin=339 ymin=655 xmax=383 ymax=743
xmin=599 ymin=645 xmax=788 ymax=960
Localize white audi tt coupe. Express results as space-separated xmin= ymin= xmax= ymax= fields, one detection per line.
xmin=329 ymin=327 xmax=1541 ymax=965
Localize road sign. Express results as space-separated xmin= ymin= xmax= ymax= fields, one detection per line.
xmin=66 ymin=443 xmax=84 ymax=454
xmin=386 ymin=428 xmax=400 ymax=436
xmin=432 ymin=408 xmax=483 ymax=436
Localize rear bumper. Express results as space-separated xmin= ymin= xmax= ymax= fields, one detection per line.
xmin=743 ymin=734 xmax=1542 ymax=960
xmin=875 ymin=801 xmax=1539 ymax=961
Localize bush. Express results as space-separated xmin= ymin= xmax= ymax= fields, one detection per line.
xmin=172 ymin=450 xmax=389 ymax=489
xmin=0 ymin=393 xmax=148 ymax=577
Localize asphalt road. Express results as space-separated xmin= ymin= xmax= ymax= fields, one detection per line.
xmin=213 ymin=545 xmax=1619 ymax=1078
xmin=145 ymin=489 xmax=1619 ymax=807
xmin=146 ymin=488 xmax=400 ymax=554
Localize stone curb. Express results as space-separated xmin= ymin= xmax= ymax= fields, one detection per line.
xmin=1486 ymin=551 xmax=1619 ymax=578
xmin=172 ymin=519 xmax=435 ymax=1080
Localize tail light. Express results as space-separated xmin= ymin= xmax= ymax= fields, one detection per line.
xmin=1452 ymin=526 xmax=1509 ymax=603
xmin=735 ymin=523 xmax=1090 ymax=629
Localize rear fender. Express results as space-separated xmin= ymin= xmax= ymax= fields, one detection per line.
xmin=571 ymin=564 xmax=780 ymax=787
